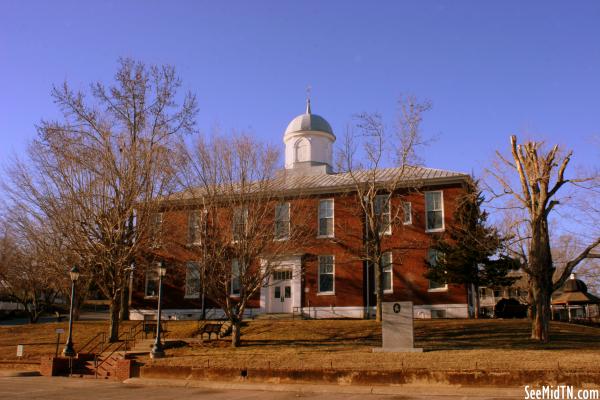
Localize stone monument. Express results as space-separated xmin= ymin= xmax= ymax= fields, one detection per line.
xmin=373 ymin=301 xmax=423 ymax=352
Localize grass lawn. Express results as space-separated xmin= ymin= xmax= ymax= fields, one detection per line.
xmin=1 ymin=318 xmax=599 ymax=371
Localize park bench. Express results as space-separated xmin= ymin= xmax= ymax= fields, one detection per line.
xmin=142 ymin=319 xmax=168 ymax=339
xmin=197 ymin=321 xmax=233 ymax=342
xmin=198 ymin=322 xmax=222 ymax=342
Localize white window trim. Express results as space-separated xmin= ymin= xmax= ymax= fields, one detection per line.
xmin=144 ymin=270 xmax=159 ymax=299
xmin=184 ymin=262 xmax=201 ymax=299
xmin=230 ymin=260 xmax=241 ymax=298
xmin=317 ymin=198 xmax=335 ymax=238
xmin=383 ymin=252 xmax=393 ymax=294
xmin=274 ymin=202 xmax=291 ymax=241
xmin=188 ymin=210 xmax=203 ymax=246
xmin=317 ymin=255 xmax=335 ymax=295
xmin=402 ymin=201 xmax=412 ymax=225
xmin=425 ymin=190 xmax=445 ymax=233
xmin=427 ymin=249 xmax=448 ymax=292
xmin=150 ymin=212 xmax=164 ymax=248
xmin=375 ymin=195 xmax=392 ymax=235
xmin=428 ymin=284 xmax=449 ymax=293
xmin=232 ymin=207 xmax=248 ymax=243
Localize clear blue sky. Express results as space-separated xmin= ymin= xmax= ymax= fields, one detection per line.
xmin=1 ymin=1 xmax=599 ymax=176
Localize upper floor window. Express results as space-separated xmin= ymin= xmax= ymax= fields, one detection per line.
xmin=145 ymin=269 xmax=159 ymax=297
xmin=375 ymin=195 xmax=391 ymax=235
xmin=185 ymin=262 xmax=201 ymax=298
xmin=382 ymin=251 xmax=393 ymax=293
xmin=318 ymin=255 xmax=335 ymax=294
xmin=427 ymin=249 xmax=447 ymax=291
xmin=274 ymin=202 xmax=290 ymax=240
xmin=425 ymin=191 xmax=444 ymax=232
xmin=231 ymin=259 xmax=241 ymax=296
xmin=188 ymin=210 xmax=204 ymax=246
xmin=150 ymin=212 xmax=163 ymax=247
xmin=294 ymin=138 xmax=310 ymax=163
xmin=232 ymin=207 xmax=248 ymax=241
xmin=318 ymin=199 xmax=334 ymax=237
xmin=402 ymin=202 xmax=412 ymax=225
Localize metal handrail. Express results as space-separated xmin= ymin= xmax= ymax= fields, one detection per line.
xmin=94 ymin=340 xmax=127 ymax=378
xmin=85 ymin=333 xmax=107 ymax=355
xmin=77 ymin=332 xmax=105 ymax=354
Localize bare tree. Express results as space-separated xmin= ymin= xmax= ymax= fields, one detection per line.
xmin=178 ymin=133 xmax=311 ymax=347
xmin=0 ymin=218 xmax=64 ymax=323
xmin=337 ymin=96 xmax=431 ymax=322
xmin=3 ymin=59 xmax=196 ymax=341
xmin=488 ymin=135 xmax=600 ymax=342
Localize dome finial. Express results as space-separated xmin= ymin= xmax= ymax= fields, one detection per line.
xmin=305 ymin=85 xmax=312 ymax=114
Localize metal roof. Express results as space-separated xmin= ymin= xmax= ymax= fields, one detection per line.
xmin=171 ymin=165 xmax=469 ymax=202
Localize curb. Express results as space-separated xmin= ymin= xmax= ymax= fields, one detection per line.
xmin=123 ymin=377 xmax=524 ymax=397
xmin=0 ymin=370 xmax=41 ymax=377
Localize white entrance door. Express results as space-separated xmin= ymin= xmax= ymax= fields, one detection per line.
xmin=270 ymin=269 xmax=293 ymax=313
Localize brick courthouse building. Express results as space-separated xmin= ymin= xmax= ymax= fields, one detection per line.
xmin=130 ymin=102 xmax=471 ymax=320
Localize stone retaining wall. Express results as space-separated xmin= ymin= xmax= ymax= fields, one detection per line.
xmin=139 ymin=364 xmax=600 ymax=387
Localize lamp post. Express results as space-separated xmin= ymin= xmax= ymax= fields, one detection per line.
xmin=63 ymin=266 xmax=80 ymax=357
xmin=150 ymin=261 xmax=167 ymax=359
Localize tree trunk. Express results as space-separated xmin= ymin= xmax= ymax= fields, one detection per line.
xmin=108 ymin=297 xmax=120 ymax=342
xmin=472 ymin=283 xmax=480 ymax=319
xmin=231 ymin=320 xmax=241 ymax=347
xmin=72 ymin=294 xmax=81 ymax=321
xmin=375 ymin=260 xmax=383 ymax=322
xmin=119 ymin=281 xmax=129 ymax=321
xmin=530 ymin=281 xmax=550 ymax=342
xmin=528 ymin=218 xmax=553 ymax=343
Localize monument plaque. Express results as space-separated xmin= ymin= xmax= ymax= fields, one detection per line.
xmin=373 ymin=301 xmax=423 ymax=352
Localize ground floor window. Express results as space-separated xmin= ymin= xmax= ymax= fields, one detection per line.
xmin=427 ymin=249 xmax=447 ymax=291
xmin=231 ymin=259 xmax=241 ymax=296
xmin=318 ymin=255 xmax=334 ymax=294
xmin=145 ymin=270 xmax=159 ymax=297
xmin=185 ymin=262 xmax=201 ymax=298
xmin=382 ymin=252 xmax=393 ymax=293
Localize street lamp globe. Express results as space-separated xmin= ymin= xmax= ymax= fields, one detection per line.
xmin=157 ymin=261 xmax=167 ymax=277
xmin=69 ymin=266 xmax=80 ymax=282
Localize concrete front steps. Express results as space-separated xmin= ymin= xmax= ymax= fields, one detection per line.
xmin=69 ymin=351 xmax=126 ymax=379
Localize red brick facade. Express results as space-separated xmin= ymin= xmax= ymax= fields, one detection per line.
xmin=131 ymin=180 xmax=469 ymax=319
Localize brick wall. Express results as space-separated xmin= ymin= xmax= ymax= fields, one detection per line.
xmin=131 ymin=182 xmax=468 ymax=312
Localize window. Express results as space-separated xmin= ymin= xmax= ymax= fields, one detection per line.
xmin=382 ymin=252 xmax=393 ymax=293
xmin=272 ymin=270 xmax=292 ymax=281
xmin=185 ymin=262 xmax=201 ymax=298
xmin=150 ymin=212 xmax=163 ymax=246
xmin=188 ymin=210 xmax=204 ymax=245
xmin=427 ymin=249 xmax=447 ymax=291
xmin=295 ymin=138 xmax=310 ymax=163
xmin=318 ymin=199 xmax=334 ymax=237
xmin=375 ymin=195 xmax=391 ymax=234
xmin=318 ymin=255 xmax=335 ymax=293
xmin=232 ymin=207 xmax=248 ymax=241
xmin=274 ymin=203 xmax=290 ymax=240
xmin=425 ymin=191 xmax=444 ymax=231
xmin=402 ymin=202 xmax=412 ymax=225
xmin=145 ymin=270 xmax=159 ymax=297
xmin=231 ymin=259 xmax=241 ymax=296
xmin=431 ymin=309 xmax=446 ymax=318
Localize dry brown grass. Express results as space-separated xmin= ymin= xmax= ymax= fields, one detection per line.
xmin=2 ymin=318 xmax=599 ymax=371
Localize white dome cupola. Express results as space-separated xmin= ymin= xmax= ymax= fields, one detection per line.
xmin=283 ymin=99 xmax=335 ymax=175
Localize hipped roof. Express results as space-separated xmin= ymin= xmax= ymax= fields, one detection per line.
xmin=168 ymin=165 xmax=469 ymax=203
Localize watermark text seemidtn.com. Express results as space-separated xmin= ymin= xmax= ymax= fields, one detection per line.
xmin=524 ymin=385 xmax=599 ymax=400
